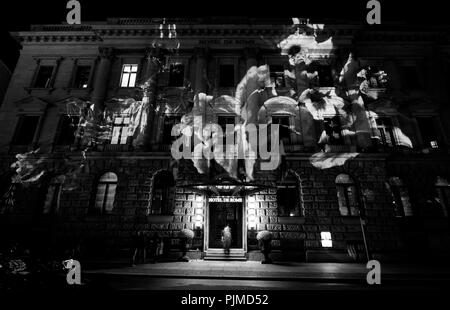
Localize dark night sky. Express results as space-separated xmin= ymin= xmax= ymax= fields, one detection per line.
xmin=0 ymin=0 xmax=448 ymax=71
xmin=0 ymin=0 xmax=446 ymax=29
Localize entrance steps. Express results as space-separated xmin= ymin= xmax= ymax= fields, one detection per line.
xmin=204 ymin=248 xmax=247 ymax=261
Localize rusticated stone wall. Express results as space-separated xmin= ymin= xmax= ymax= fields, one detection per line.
xmin=0 ymin=153 xmax=431 ymax=261
xmin=246 ymin=155 xmax=402 ymax=260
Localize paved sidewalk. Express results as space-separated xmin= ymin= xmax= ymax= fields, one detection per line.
xmin=83 ymin=260 xmax=450 ymax=283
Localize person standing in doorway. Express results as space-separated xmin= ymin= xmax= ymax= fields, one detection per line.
xmin=221 ymin=224 xmax=232 ymax=255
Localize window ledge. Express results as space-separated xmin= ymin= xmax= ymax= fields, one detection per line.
xmin=278 ymin=217 xmax=305 ymax=224
xmin=65 ymin=87 xmax=92 ymax=92
xmin=325 ymin=145 xmax=356 ymax=153
xmin=8 ymin=145 xmax=34 ymax=154
xmin=147 ymin=215 xmax=173 ymax=223
xmin=341 ymin=217 xmax=361 ymax=224
xmin=101 ymin=144 xmax=132 ymax=152
xmin=24 ymin=87 xmax=55 ymax=93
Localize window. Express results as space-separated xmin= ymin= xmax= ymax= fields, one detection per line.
xmin=336 ymin=174 xmax=360 ymax=216
xmin=435 ymin=177 xmax=450 ymax=217
xmin=162 ymin=115 xmax=181 ymax=144
xmin=400 ymin=66 xmax=421 ymax=89
xmin=270 ymin=65 xmax=286 ymax=88
xmin=0 ymin=173 xmax=14 ymax=214
xmin=34 ymin=65 xmax=54 ymax=88
xmin=217 ymin=115 xmax=235 ymax=147
xmin=12 ymin=115 xmax=40 ymax=145
xmin=272 ymin=116 xmax=291 ymax=145
xmin=168 ymin=64 xmax=185 ymax=87
xmin=317 ymin=65 xmax=334 ymax=87
xmin=376 ymin=117 xmax=396 ymax=147
xmin=56 ymin=115 xmax=79 ymax=145
xmin=120 ymin=64 xmax=138 ymax=88
xmin=276 ymin=173 xmax=301 ymax=216
xmin=219 ymin=65 xmax=235 ymax=87
xmin=417 ymin=117 xmax=439 ymax=149
xmin=42 ymin=179 xmax=62 ymax=215
xmin=111 ymin=115 xmax=130 ymax=145
xmin=92 ymin=172 xmax=117 ymax=214
xmin=321 ymin=232 xmax=333 ymax=247
xmin=388 ymin=177 xmax=413 ymax=217
xmin=72 ymin=65 xmax=91 ymax=88
xmin=151 ymin=171 xmax=175 ymax=215
xmin=323 ymin=116 xmax=343 ymax=145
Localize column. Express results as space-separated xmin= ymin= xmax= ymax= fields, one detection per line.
xmin=383 ymin=58 xmax=402 ymax=91
xmin=194 ymin=47 xmax=208 ymax=94
xmin=243 ymin=47 xmax=259 ymax=69
xmin=91 ymin=47 xmax=114 ymax=120
xmin=136 ymin=47 xmax=162 ymax=150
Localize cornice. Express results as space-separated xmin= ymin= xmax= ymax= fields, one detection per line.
xmin=12 ymin=23 xmax=446 ymax=44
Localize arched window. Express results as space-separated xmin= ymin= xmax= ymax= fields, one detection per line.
xmin=335 ymin=174 xmax=359 ymax=216
xmin=93 ymin=172 xmax=117 ymax=214
xmin=151 ymin=171 xmax=175 ymax=215
xmin=435 ymin=177 xmax=450 ymax=217
xmin=276 ymin=172 xmax=301 ymax=217
xmin=388 ymin=177 xmax=413 ymax=217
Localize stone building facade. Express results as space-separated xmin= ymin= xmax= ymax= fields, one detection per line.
xmin=0 ymin=18 xmax=449 ymax=262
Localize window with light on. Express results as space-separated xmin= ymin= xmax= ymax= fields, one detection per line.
xmin=321 ymin=231 xmax=332 ymax=248
xmin=120 ymin=64 xmax=138 ymax=88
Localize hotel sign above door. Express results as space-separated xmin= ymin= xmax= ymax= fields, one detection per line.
xmin=208 ymin=197 xmax=243 ymax=203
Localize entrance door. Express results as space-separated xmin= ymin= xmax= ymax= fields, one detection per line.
xmin=208 ymin=202 xmax=242 ymax=248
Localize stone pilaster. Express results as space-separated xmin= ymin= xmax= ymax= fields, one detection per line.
xmin=243 ymin=47 xmax=259 ymax=69
xmin=136 ymin=48 xmax=163 ymax=150
xmin=383 ymin=58 xmax=402 ymax=91
xmin=194 ymin=47 xmax=208 ymax=94
xmin=91 ymin=47 xmax=114 ymax=119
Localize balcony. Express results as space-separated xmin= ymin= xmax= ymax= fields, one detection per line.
xmin=151 ymin=144 xmax=172 ymax=152
xmin=101 ymin=144 xmax=132 ymax=152
xmin=283 ymin=144 xmax=316 ymax=153
xmin=324 ymin=144 xmax=356 ymax=153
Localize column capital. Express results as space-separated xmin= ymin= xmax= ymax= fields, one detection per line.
xmin=145 ymin=46 xmax=164 ymax=59
xmin=98 ymin=47 xmax=115 ymax=59
xmin=243 ymin=47 xmax=260 ymax=58
xmin=194 ymin=47 xmax=209 ymax=59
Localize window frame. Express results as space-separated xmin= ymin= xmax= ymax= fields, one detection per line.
xmin=317 ymin=64 xmax=334 ymax=87
xmin=54 ymin=114 xmax=80 ymax=146
xmin=168 ymin=63 xmax=185 ymax=87
xmin=162 ymin=114 xmax=182 ymax=145
xmin=323 ymin=116 xmax=344 ymax=145
xmin=42 ymin=180 xmax=62 ymax=215
xmin=91 ymin=172 xmax=118 ymax=215
xmin=435 ymin=177 xmax=450 ymax=217
xmin=276 ymin=185 xmax=301 ymax=217
xmin=33 ymin=65 xmax=55 ymax=88
xmin=271 ymin=115 xmax=292 ymax=145
xmin=11 ymin=115 xmax=41 ymax=146
xmin=269 ymin=64 xmax=286 ymax=89
xmin=29 ymin=58 xmax=62 ymax=90
xmin=336 ymin=174 xmax=360 ymax=217
xmin=217 ymin=114 xmax=237 ymax=148
xmin=119 ymin=64 xmax=139 ymax=88
xmin=416 ymin=116 xmax=441 ymax=150
xmin=218 ymin=64 xmax=236 ymax=88
xmin=388 ymin=177 xmax=413 ymax=217
xmin=376 ymin=116 xmax=397 ymax=147
xmin=72 ymin=65 xmax=92 ymax=89
xmin=150 ymin=171 xmax=175 ymax=215
xmin=110 ymin=114 xmax=131 ymax=145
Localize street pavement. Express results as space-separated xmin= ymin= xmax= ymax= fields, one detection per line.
xmin=81 ymin=260 xmax=450 ymax=289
